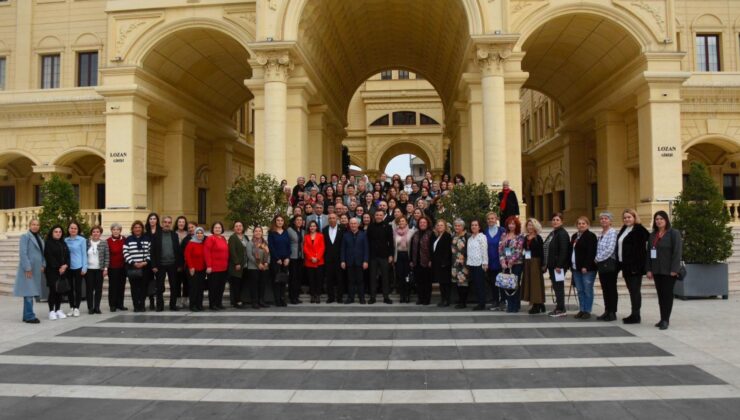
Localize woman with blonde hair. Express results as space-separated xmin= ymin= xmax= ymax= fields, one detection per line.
xmin=616 ymin=209 xmax=650 ymax=324
xmin=522 ymin=218 xmax=546 ymax=314
xmin=570 ymin=216 xmax=598 ymax=319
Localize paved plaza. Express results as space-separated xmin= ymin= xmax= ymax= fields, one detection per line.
xmin=0 ymin=295 xmax=739 ymax=419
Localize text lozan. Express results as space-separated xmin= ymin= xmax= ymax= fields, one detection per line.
xmin=109 ymin=152 xmax=127 ymax=163
xmin=657 ymin=146 xmax=676 ymax=157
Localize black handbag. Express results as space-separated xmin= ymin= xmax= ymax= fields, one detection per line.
xmin=126 ymin=267 xmax=144 ymax=279
xmin=275 ymin=266 xmax=289 ymax=283
xmin=677 ymin=261 xmax=687 ymax=281
xmin=55 ymin=276 xmax=71 ymax=294
xmin=597 ymin=258 xmax=617 ymax=274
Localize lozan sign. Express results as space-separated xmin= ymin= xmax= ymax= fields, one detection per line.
xmin=109 ymin=152 xmax=127 ymax=163
xmin=657 ymin=146 xmax=677 ymax=157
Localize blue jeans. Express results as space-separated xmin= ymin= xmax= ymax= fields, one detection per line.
xmin=572 ymin=270 xmax=596 ymax=313
xmin=505 ymin=265 xmax=523 ymax=312
xmin=22 ymin=296 xmax=35 ymax=321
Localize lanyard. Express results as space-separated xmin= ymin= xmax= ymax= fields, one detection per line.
xmin=652 ymin=230 xmax=666 ymax=249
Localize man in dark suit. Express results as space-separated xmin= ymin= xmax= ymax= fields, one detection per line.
xmin=150 ymin=216 xmax=183 ymax=312
xmin=497 ymin=180 xmax=520 ymax=222
xmin=307 ymin=203 xmax=329 ymax=231
xmin=322 ymin=213 xmax=344 ymax=303
xmin=366 ymin=209 xmax=395 ymax=304
xmin=341 ymin=218 xmax=369 ymax=304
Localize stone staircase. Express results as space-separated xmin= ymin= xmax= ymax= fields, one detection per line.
xmin=2 ymin=228 xmax=739 ymax=297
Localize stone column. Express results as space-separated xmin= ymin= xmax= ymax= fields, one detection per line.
xmin=636 ymin=74 xmax=688 ymax=221
xmin=285 ymin=80 xmax=314 ymax=183
xmin=561 ymin=132 xmax=588 ymax=222
xmin=209 ymin=139 xmax=233 ymax=223
xmin=308 ymin=105 xmax=328 ymax=177
xmin=99 ymin=93 xmax=150 ymax=231
xmin=163 ymin=119 xmax=196 ymax=221
xmin=504 ymin=58 xmax=528 ymax=217
xmin=476 ymin=46 xmax=509 ymax=188
xmin=256 ymin=51 xmax=292 ymax=181
xmin=595 ymin=111 xmax=630 ymax=216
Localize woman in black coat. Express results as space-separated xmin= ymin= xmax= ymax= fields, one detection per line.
xmin=616 ymin=209 xmax=650 ymax=324
xmin=569 ymin=217 xmax=598 ymax=319
xmin=44 ymin=225 xmax=70 ymax=320
xmin=431 ymin=219 xmax=453 ymax=306
xmin=543 ymin=213 xmax=570 ymax=317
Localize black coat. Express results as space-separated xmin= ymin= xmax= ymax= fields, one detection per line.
xmin=569 ymin=231 xmax=598 ymax=272
xmin=366 ymin=222 xmax=395 ymax=259
xmin=545 ymin=227 xmax=570 ymax=270
xmin=322 ymin=225 xmax=344 ymax=265
xmin=524 ymin=235 xmax=544 ymax=259
xmin=150 ymin=230 xmax=183 ymax=268
xmin=431 ymin=231 xmax=452 ymax=283
xmin=617 ymin=224 xmax=649 ymax=276
xmin=44 ymin=238 xmax=70 ymax=269
xmin=497 ymin=190 xmax=520 ymax=221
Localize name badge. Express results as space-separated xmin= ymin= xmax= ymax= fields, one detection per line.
xmin=524 ymin=250 xmax=532 ymax=260
xmin=505 ymin=248 xmax=513 ymax=257
xmin=650 ymin=249 xmax=657 ymax=259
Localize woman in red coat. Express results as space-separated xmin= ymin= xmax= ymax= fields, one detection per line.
xmin=184 ymin=227 xmax=207 ymax=312
xmin=303 ymin=220 xmax=325 ymax=304
xmin=204 ymin=222 xmax=229 ymax=310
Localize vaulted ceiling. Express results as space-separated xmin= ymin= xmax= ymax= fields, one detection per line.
xmin=297 ymin=0 xmax=470 ymax=122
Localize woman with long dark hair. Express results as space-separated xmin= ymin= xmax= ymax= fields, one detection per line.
xmin=174 ymin=216 xmax=190 ymax=309
xmin=410 ymin=216 xmax=434 ymax=305
xmin=646 ymin=211 xmax=682 ymax=330
xmin=303 ymin=220 xmax=325 ymax=303
xmin=123 ymin=221 xmax=151 ymax=312
xmin=144 ymin=212 xmax=161 ymax=310
xmin=617 ymin=209 xmax=650 ymax=324
xmin=228 ymin=221 xmax=248 ymax=308
xmin=287 ymin=215 xmax=305 ymax=304
xmin=268 ymin=215 xmax=291 ymax=307
xmin=44 ymin=225 xmax=69 ymax=320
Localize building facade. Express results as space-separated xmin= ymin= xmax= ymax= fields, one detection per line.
xmin=0 ymin=0 xmax=738 ymax=233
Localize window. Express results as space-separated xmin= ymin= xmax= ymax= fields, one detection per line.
xmin=96 ymin=183 xmax=106 ymax=209
xmin=723 ymin=174 xmax=739 ymax=200
xmin=415 ymin=73 xmax=424 ymax=80
xmin=198 ymin=188 xmax=207 ymax=225
xmin=558 ymin=190 xmax=566 ymax=213
xmin=696 ymin=34 xmax=720 ymax=71
xmin=0 ymin=186 xmax=15 ymax=210
xmin=370 ymin=114 xmax=390 ymax=126
xmin=77 ymin=51 xmax=98 ymax=87
xmin=249 ymin=106 xmax=255 ymax=134
xmin=380 ymin=70 xmax=392 ymax=80
xmin=398 ymin=70 xmax=410 ymax=79
xmin=238 ymin=104 xmax=246 ymax=135
xmin=0 ymin=57 xmax=5 ymax=90
xmin=41 ymin=54 xmax=60 ymax=89
xmin=419 ymin=114 xmax=439 ymax=125
xmin=392 ymin=111 xmax=416 ymax=126
xmin=34 ymin=185 xmax=43 ymax=207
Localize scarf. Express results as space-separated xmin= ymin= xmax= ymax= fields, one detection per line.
xmin=499 ymin=187 xmax=511 ymax=212
xmin=394 ymin=225 xmax=411 ymax=250
xmin=190 ymin=228 xmax=206 ymax=244
xmin=252 ymin=236 xmax=269 ymax=265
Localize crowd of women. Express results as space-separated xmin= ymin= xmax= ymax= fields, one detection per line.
xmin=14 ymin=171 xmax=682 ymax=330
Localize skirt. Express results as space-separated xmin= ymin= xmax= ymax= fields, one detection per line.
xmin=522 ymin=257 xmax=546 ymax=304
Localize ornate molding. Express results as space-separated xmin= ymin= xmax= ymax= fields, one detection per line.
xmin=612 ymin=0 xmax=667 ymax=39
xmin=256 ymin=51 xmax=294 ymax=82
xmin=223 ymin=5 xmax=257 ymax=37
xmin=111 ymin=12 xmax=164 ymax=59
xmin=476 ymin=46 xmax=511 ymax=76
xmin=631 ymin=0 xmax=665 ymax=32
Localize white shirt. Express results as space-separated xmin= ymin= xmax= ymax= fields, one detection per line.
xmin=433 ymin=234 xmax=442 ymax=251
xmin=88 ymin=240 xmax=100 ymax=270
xmin=618 ymin=226 xmax=632 ymax=262
xmin=466 ymin=233 xmax=488 ymax=267
xmin=328 ymin=225 xmax=338 ymax=243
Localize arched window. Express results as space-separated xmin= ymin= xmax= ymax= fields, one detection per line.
xmin=398 ymin=70 xmax=410 ymax=79
xmin=419 ymin=114 xmax=439 ymax=125
xmin=370 ymin=114 xmax=390 ymax=126
xmin=392 ymin=111 xmax=416 ymax=125
xmin=380 ymin=70 xmax=392 ymax=80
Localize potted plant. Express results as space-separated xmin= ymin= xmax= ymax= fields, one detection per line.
xmin=226 ymin=173 xmax=289 ymax=231
xmin=672 ymin=161 xmax=732 ymax=299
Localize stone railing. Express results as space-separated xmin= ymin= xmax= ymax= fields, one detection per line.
xmin=0 ymin=207 xmax=103 ymax=235
xmin=725 ymin=201 xmax=740 ymax=225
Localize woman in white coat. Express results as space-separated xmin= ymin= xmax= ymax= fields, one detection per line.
xmin=14 ymin=219 xmax=45 ymax=324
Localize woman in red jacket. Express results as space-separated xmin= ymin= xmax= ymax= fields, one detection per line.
xmin=303 ymin=220 xmax=325 ymax=304
xmin=204 ymin=222 xmax=229 ymax=310
xmin=184 ymin=227 xmax=206 ymax=312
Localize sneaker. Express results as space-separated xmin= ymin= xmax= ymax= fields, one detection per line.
xmin=72 ymin=308 xmax=80 ymax=317
xmin=55 ymin=310 xmax=67 ymax=319
xmin=548 ymin=309 xmax=566 ymax=318
xmin=48 ymin=311 xmax=58 ymax=321
xmin=67 ymin=309 xmax=74 ymax=317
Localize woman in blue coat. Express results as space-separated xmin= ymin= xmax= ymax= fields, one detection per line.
xmin=14 ymin=219 xmax=45 ymax=324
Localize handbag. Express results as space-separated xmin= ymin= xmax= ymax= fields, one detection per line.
xmin=495 ymin=270 xmax=518 ymax=290
xmin=126 ymin=267 xmax=144 ymax=279
xmin=275 ymin=266 xmax=289 ymax=284
xmin=677 ymin=261 xmax=687 ymax=281
xmin=55 ymin=276 xmax=71 ymax=294
xmin=596 ymin=258 xmax=617 ymax=274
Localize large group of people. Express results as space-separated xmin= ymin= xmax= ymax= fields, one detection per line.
xmin=14 ymin=171 xmax=682 ymax=330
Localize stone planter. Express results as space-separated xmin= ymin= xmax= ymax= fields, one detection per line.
xmin=674 ymin=263 xmax=729 ymax=300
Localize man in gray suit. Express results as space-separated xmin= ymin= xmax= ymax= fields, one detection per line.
xmin=306 ymin=202 xmax=329 ymax=232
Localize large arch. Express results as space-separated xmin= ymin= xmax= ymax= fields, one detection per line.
xmin=51 ymin=146 xmax=105 ymax=168
xmin=376 ymin=140 xmax=436 ymax=174
xmin=683 ymin=134 xmax=740 ymax=154
xmin=0 ymin=150 xmax=40 ymax=168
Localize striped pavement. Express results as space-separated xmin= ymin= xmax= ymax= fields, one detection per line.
xmin=0 ymin=304 xmax=739 ymax=419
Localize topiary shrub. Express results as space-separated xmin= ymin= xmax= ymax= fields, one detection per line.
xmin=672 ymin=161 xmax=733 ymax=264
xmin=438 ymin=182 xmax=499 ymax=226
xmin=227 ymin=173 xmax=289 ymax=229
xmin=39 ymin=174 xmax=90 ymax=236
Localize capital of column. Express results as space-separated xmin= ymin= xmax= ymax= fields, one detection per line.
xmin=476 ymin=46 xmax=510 ymax=77
xmin=256 ymin=51 xmax=294 ymax=83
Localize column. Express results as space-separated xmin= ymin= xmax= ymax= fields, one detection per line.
xmin=100 ymin=94 xmax=150 ymax=232
xmin=209 ymin=139 xmax=233 ymax=223
xmin=307 ymin=106 xmax=328 ymax=177
xmin=14 ymin=0 xmax=33 ymax=90
xmin=477 ymin=46 xmax=508 ymax=187
xmin=504 ymin=60 xmax=528 ymax=217
xmin=162 ymin=119 xmax=196 ymax=221
xmin=595 ymin=111 xmax=630 ymax=216
xmin=561 ymin=132 xmax=588 ymax=222
xmin=285 ymin=81 xmax=313 ymax=183
xmin=255 ymin=51 xmax=292 ymax=181
xmin=636 ymin=76 xmax=687 ymax=221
